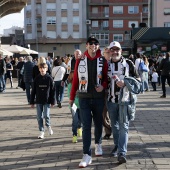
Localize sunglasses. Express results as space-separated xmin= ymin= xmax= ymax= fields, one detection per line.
xmin=89 ymin=42 xmax=99 ymax=45
xmin=110 ymin=48 xmax=120 ymax=52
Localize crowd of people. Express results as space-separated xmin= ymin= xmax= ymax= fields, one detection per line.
xmin=0 ymin=37 xmax=170 ymax=168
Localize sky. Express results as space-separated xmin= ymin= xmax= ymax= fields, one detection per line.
xmin=0 ymin=9 xmax=24 ymax=35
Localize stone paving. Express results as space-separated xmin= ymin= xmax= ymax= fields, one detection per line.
xmin=0 ymin=80 xmax=170 ymax=170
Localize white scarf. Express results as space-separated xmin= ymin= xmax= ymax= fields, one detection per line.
xmin=78 ymin=56 xmax=104 ymax=92
xmin=108 ymin=57 xmax=129 ymax=103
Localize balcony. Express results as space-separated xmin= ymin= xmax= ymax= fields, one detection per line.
xmin=89 ymin=12 xmax=109 ymax=18
xmin=36 ymin=0 xmax=41 ymax=4
xmin=89 ymin=0 xmax=109 ymax=5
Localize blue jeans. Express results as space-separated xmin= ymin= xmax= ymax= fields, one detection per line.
xmin=71 ymin=108 xmax=82 ymax=136
xmin=25 ymin=82 xmax=33 ymax=103
xmin=0 ymin=75 xmax=5 ymax=92
xmin=107 ymin=101 xmax=129 ymax=156
xmin=54 ymin=81 xmax=65 ymax=104
xmin=79 ymin=98 xmax=104 ymax=156
xmin=36 ymin=104 xmax=51 ymax=132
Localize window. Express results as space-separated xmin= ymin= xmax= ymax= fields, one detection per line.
xmin=91 ymin=33 xmax=109 ymax=46
xmin=104 ymin=7 xmax=109 ymax=17
xmin=46 ymin=17 xmax=56 ymax=24
xmin=26 ymin=5 xmax=31 ymax=12
xmin=26 ymin=18 xmax=31 ymax=25
xmin=164 ymin=22 xmax=170 ymax=27
xmin=164 ymin=8 xmax=170 ymax=15
xmin=92 ymin=21 xmax=98 ymax=27
xmin=113 ymin=6 xmax=123 ymax=14
xmin=47 ymin=31 xmax=56 ymax=39
xmin=128 ymin=21 xmax=138 ymax=28
xmin=128 ymin=6 xmax=139 ymax=14
xmin=73 ymin=32 xmax=79 ymax=38
xmin=113 ymin=20 xmax=123 ymax=28
xmin=92 ymin=7 xmax=98 ymax=13
xmin=74 ymin=44 xmax=80 ymax=49
xmin=47 ymin=3 xmax=56 ymax=11
xmin=27 ymin=33 xmax=32 ymax=39
xmin=61 ymin=3 xmax=67 ymax=10
xmin=113 ymin=34 xmax=123 ymax=42
xmin=143 ymin=6 xmax=148 ymax=13
xmin=73 ymin=17 xmax=79 ymax=24
xmin=61 ymin=32 xmax=68 ymax=38
xmin=61 ymin=17 xmax=67 ymax=24
xmin=53 ymin=47 xmax=57 ymax=51
xmin=103 ymin=21 xmax=109 ymax=27
xmin=73 ymin=3 xmax=79 ymax=11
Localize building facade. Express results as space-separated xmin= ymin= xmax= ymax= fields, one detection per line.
xmin=87 ymin=0 xmax=150 ymax=55
xmin=24 ymin=0 xmax=87 ymax=56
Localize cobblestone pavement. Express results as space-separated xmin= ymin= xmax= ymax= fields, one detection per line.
xmin=0 ymin=80 xmax=170 ymax=170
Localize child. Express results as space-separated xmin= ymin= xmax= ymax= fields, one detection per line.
xmin=30 ymin=63 xmax=55 ymax=139
xmin=151 ymin=68 xmax=158 ymax=91
xmin=67 ymin=71 xmax=82 ymax=143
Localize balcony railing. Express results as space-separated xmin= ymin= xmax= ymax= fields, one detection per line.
xmin=89 ymin=0 xmax=109 ymax=4
xmin=89 ymin=12 xmax=109 ymax=18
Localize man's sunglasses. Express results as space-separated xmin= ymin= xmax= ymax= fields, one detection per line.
xmin=89 ymin=42 xmax=99 ymax=45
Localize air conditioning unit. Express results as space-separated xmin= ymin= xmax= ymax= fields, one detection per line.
xmin=86 ymin=20 xmax=91 ymax=25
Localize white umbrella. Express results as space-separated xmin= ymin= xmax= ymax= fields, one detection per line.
xmin=0 ymin=48 xmax=13 ymax=56
xmin=20 ymin=48 xmax=38 ymax=55
xmin=4 ymin=45 xmax=24 ymax=53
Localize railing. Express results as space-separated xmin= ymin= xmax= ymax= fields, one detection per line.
xmin=89 ymin=0 xmax=109 ymax=3
xmin=89 ymin=12 xmax=109 ymax=18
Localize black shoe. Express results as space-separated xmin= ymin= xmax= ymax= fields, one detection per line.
xmin=160 ymin=95 xmax=166 ymax=98
xmin=103 ymin=134 xmax=111 ymax=140
xmin=111 ymin=145 xmax=118 ymax=157
xmin=118 ymin=153 xmax=127 ymax=164
xmin=58 ymin=103 xmax=62 ymax=108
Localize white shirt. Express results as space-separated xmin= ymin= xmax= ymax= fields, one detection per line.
xmin=52 ymin=66 xmax=66 ymax=81
xmin=152 ymin=72 xmax=158 ymax=82
xmin=135 ymin=58 xmax=143 ymax=70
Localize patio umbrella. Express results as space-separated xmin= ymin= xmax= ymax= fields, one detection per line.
xmin=4 ymin=45 xmax=24 ymax=53
xmin=0 ymin=48 xmax=13 ymax=56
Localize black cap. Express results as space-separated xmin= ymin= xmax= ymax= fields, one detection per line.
xmin=86 ymin=36 xmax=99 ymax=44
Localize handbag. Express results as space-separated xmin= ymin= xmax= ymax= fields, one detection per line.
xmin=139 ymin=61 xmax=148 ymax=72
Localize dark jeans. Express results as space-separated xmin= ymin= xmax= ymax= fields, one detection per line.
xmin=79 ymin=98 xmax=104 ymax=156
xmin=161 ymin=75 xmax=170 ymax=96
xmin=151 ymin=82 xmax=156 ymax=91
xmin=0 ymin=75 xmax=5 ymax=92
xmin=54 ymin=81 xmax=65 ymax=104
xmin=25 ymin=82 xmax=33 ymax=103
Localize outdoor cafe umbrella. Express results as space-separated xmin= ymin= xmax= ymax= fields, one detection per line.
xmin=4 ymin=45 xmax=24 ymax=53
xmin=0 ymin=48 xmax=13 ymax=56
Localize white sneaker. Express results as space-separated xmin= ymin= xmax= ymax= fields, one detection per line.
xmin=38 ymin=131 xmax=44 ymax=139
xmin=95 ymin=144 xmax=103 ymax=156
xmin=79 ymin=154 xmax=92 ymax=168
xmin=48 ymin=126 xmax=53 ymax=135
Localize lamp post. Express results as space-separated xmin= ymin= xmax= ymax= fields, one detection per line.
xmin=35 ymin=18 xmax=38 ymax=52
xmin=131 ymin=23 xmax=136 ymax=54
xmin=28 ymin=44 xmax=30 ymax=49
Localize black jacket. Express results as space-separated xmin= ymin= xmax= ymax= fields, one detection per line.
xmin=30 ymin=74 xmax=55 ymax=105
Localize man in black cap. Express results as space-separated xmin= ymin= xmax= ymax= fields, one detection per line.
xmin=69 ymin=36 xmax=108 ymax=168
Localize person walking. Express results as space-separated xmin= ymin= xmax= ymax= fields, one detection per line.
xmin=106 ymin=41 xmax=139 ymax=164
xmin=0 ymin=55 xmax=6 ymax=92
xmin=67 ymin=71 xmax=82 ymax=143
xmin=159 ymin=52 xmax=170 ymax=98
xmin=22 ymin=56 xmax=35 ymax=104
xmin=30 ymin=63 xmax=55 ymax=139
xmin=52 ymin=58 xmax=66 ymax=108
xmin=102 ymin=46 xmax=112 ymax=140
xmin=151 ymin=68 xmax=158 ymax=91
xmin=69 ymin=36 xmax=108 ymax=168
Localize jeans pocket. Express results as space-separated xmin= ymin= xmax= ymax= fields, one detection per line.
xmin=127 ymin=104 xmax=136 ymax=121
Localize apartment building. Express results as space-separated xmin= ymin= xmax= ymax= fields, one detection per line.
xmin=87 ymin=0 xmax=149 ymax=55
xmin=24 ymin=0 xmax=87 ymax=56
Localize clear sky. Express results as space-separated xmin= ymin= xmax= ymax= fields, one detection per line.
xmin=0 ymin=9 xmax=24 ymax=35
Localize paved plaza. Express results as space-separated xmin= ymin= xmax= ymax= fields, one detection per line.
xmin=0 ymin=80 xmax=170 ymax=170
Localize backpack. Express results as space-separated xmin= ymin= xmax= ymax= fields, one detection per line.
xmin=139 ymin=61 xmax=148 ymax=72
